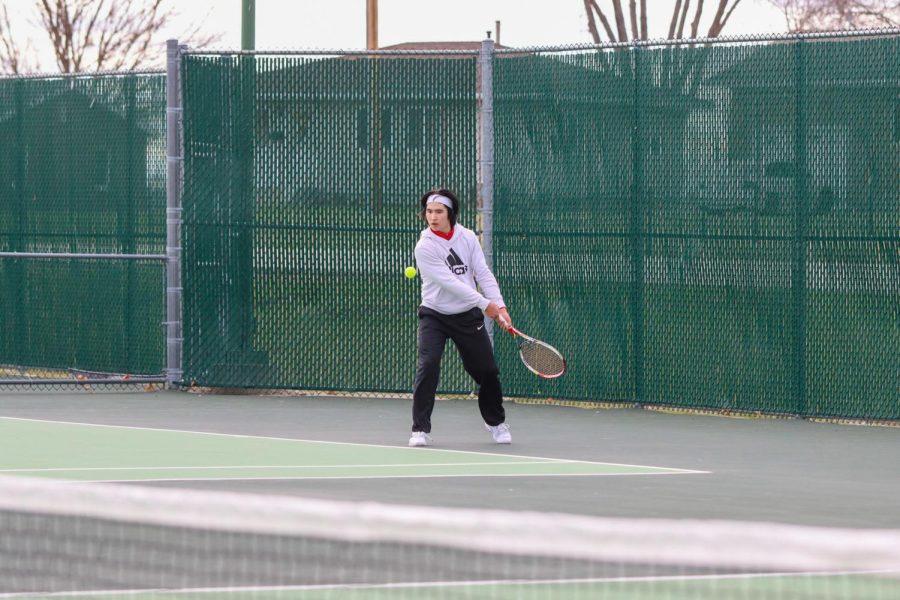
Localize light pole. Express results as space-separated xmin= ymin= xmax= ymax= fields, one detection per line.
xmin=367 ymin=0 xmax=378 ymax=49
xmin=242 ymin=0 xmax=255 ymax=50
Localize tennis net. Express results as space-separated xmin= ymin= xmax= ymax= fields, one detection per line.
xmin=1 ymin=474 xmax=899 ymax=599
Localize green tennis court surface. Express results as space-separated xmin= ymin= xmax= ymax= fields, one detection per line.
xmin=6 ymin=574 xmax=900 ymax=599
xmin=2 ymin=402 xmax=898 ymax=600
xmin=0 ymin=417 xmax=703 ymax=482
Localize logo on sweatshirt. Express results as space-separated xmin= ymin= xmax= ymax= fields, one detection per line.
xmin=445 ymin=248 xmax=468 ymax=275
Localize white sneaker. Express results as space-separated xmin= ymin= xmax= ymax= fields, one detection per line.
xmin=408 ymin=431 xmax=432 ymax=447
xmin=485 ymin=423 xmax=511 ymax=444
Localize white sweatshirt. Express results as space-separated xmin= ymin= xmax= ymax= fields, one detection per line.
xmin=414 ymin=224 xmax=505 ymax=315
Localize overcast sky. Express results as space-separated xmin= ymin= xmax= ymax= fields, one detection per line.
xmin=180 ymin=0 xmax=788 ymax=48
xmin=8 ymin=0 xmax=788 ymax=71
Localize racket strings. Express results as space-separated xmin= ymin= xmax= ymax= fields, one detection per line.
xmin=519 ymin=340 xmax=565 ymax=377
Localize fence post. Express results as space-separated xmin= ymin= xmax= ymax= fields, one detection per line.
xmin=123 ymin=76 xmax=137 ymax=369
xmin=11 ymin=79 xmax=25 ymax=365
xmin=792 ymin=37 xmax=808 ymax=415
xmin=479 ymin=34 xmax=495 ymax=341
xmin=630 ymin=43 xmax=645 ymax=404
xmin=166 ymin=39 xmax=184 ymax=386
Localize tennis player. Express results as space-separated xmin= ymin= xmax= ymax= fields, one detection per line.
xmin=409 ymin=188 xmax=513 ymax=447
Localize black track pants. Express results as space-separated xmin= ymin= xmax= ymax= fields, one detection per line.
xmin=412 ymin=306 xmax=505 ymax=433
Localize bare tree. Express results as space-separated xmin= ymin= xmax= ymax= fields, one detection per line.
xmin=767 ymin=0 xmax=900 ymax=31
xmin=0 ymin=3 xmax=28 ymax=73
xmin=40 ymin=0 xmax=171 ymax=72
xmin=582 ymin=0 xmax=746 ymax=42
xmin=20 ymin=0 xmax=220 ymax=73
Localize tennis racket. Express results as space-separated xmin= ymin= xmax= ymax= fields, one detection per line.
xmin=499 ymin=318 xmax=566 ymax=379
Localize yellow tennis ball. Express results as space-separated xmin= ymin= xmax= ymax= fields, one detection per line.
xmin=404 ymin=266 xmax=417 ymax=279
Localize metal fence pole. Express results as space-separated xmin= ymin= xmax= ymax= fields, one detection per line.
xmin=12 ymin=79 xmax=25 ymax=364
xmin=166 ymin=39 xmax=184 ymax=386
xmin=792 ymin=37 xmax=808 ymax=416
xmin=630 ymin=43 xmax=646 ymax=405
xmin=479 ymin=35 xmax=495 ymax=342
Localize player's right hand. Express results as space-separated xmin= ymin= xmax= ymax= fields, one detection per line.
xmin=484 ymin=302 xmax=501 ymax=320
xmin=485 ymin=303 xmax=512 ymax=331
xmin=497 ymin=307 xmax=513 ymax=331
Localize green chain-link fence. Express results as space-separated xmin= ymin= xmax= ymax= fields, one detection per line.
xmin=0 ymin=73 xmax=167 ymax=381
xmin=493 ymin=35 xmax=899 ymax=419
xmin=2 ymin=34 xmax=896 ymax=420
xmin=180 ymin=53 xmax=477 ymax=392
xmin=180 ymin=36 xmax=898 ymax=420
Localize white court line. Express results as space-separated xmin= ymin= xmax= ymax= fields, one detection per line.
xmin=0 ymin=569 xmax=894 ymax=597
xmin=0 ymin=461 xmax=568 ymax=473
xmin=79 ymin=471 xmax=706 ymax=482
xmin=0 ymin=416 xmax=708 ymax=474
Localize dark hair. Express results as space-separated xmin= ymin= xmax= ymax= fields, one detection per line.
xmin=419 ymin=188 xmax=459 ymax=226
